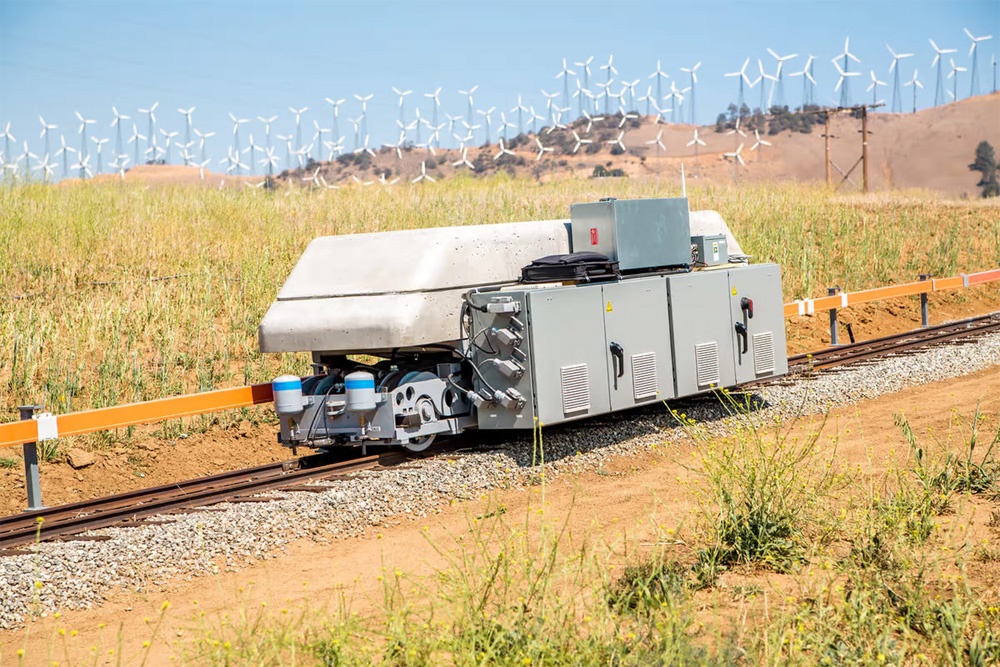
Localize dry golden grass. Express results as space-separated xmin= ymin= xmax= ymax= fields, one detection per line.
xmin=1 ymin=178 xmax=998 ymax=420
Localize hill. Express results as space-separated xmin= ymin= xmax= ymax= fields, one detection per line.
xmin=75 ymin=93 xmax=1000 ymax=197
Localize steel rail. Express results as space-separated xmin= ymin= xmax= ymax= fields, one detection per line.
xmin=0 ymin=448 xmax=435 ymax=552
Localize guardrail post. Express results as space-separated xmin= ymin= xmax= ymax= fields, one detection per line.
xmin=828 ymin=287 xmax=840 ymax=345
xmin=18 ymin=405 xmax=44 ymax=511
xmin=919 ymin=274 xmax=930 ymax=328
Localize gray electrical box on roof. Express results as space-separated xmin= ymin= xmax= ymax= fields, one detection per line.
xmin=692 ymin=234 xmax=728 ymax=266
xmin=570 ymin=197 xmax=691 ymax=271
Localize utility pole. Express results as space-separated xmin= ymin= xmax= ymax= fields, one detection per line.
xmin=861 ymin=107 xmax=869 ymax=193
xmin=824 ymin=113 xmax=832 ymax=186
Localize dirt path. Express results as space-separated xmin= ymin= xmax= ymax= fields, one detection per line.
xmin=4 ymin=361 xmax=998 ymax=665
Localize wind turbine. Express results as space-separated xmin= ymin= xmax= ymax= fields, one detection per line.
xmin=529 ymin=106 xmax=545 ymax=133
xmin=541 ymin=89 xmax=560 ymax=125
xmin=55 ymin=135 xmax=76 ymax=177
xmin=663 ymin=80 xmax=684 ymax=120
xmin=424 ymin=87 xmax=442 ymax=146
xmin=128 ymin=123 xmax=145 ymax=168
xmin=110 ymin=107 xmax=130 ymax=160
xmin=833 ymin=60 xmax=861 ymax=106
xmin=37 ymin=116 xmax=57 ymax=161
xmin=929 ymin=38 xmax=958 ymax=106
xmin=723 ymin=143 xmax=745 ymax=184
xmin=679 ymin=62 xmax=701 ymax=123
xmin=534 ymin=136 xmax=553 ymax=161
xmin=600 ymin=54 xmax=618 ymax=96
xmin=34 ymin=154 xmax=57 ymax=183
xmin=947 ymin=58 xmax=967 ymax=101
xmin=575 ymin=55 xmax=594 ymax=91
xmin=90 ymin=132 xmax=108 ymax=174
xmin=755 ymin=59 xmax=770 ymax=111
xmin=605 ymin=130 xmax=626 ymax=153
xmin=392 ymin=87 xmax=412 ymax=125
xmin=724 ymin=58 xmax=751 ymax=111
xmin=229 ymin=113 xmax=249 ymax=173
xmin=1 ymin=122 xmax=14 ymax=170
xmin=648 ymin=60 xmax=671 ymax=120
xmin=244 ymin=134 xmax=263 ymax=175
xmin=555 ymin=58 xmax=576 ymax=109
xmin=571 ymin=130 xmax=592 ymax=153
xmin=637 ymin=85 xmax=654 ymax=117
xmin=494 ymin=138 xmax=515 ymax=161
xmin=750 ymin=129 xmax=771 ymax=161
xmin=622 ymin=79 xmax=640 ymax=111
xmin=75 ymin=112 xmax=96 ymax=163
xmin=194 ymin=129 xmax=215 ymax=164
xmin=866 ymin=70 xmax=887 ymax=106
xmin=964 ymin=28 xmax=993 ymax=96
xmin=499 ymin=112 xmax=515 ymax=141
xmin=289 ymin=106 xmax=308 ymax=154
xmin=257 ymin=115 xmax=278 ymax=151
xmin=903 ymin=69 xmax=923 ymax=113
xmin=312 ymin=121 xmax=329 ymax=162
xmin=645 ymin=128 xmax=665 ymax=170
xmin=477 ymin=107 xmax=495 ymax=145
xmin=177 ymin=106 xmax=195 ymax=164
xmin=138 ymin=102 xmax=158 ymax=162
xmin=20 ymin=141 xmax=38 ymax=180
xmin=452 ymin=146 xmax=475 ymax=170
xmin=458 ymin=85 xmax=478 ymax=125
xmin=832 ymin=38 xmax=861 ymax=107
xmin=412 ymin=160 xmax=435 ymax=183
xmin=766 ymin=49 xmax=797 ymax=109
xmin=789 ymin=55 xmax=817 ymax=107
xmin=324 ymin=98 xmax=345 ymax=152
xmin=276 ymin=134 xmax=293 ymax=169
xmin=71 ymin=154 xmax=93 ymax=180
xmin=354 ymin=94 xmax=373 ymax=140
xmin=686 ymin=128 xmax=705 ymax=174
xmin=158 ymin=130 xmax=177 ymax=164
xmin=886 ymin=45 xmax=914 ymax=113
xmin=511 ymin=95 xmax=529 ymax=135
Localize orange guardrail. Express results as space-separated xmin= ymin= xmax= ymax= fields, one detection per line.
xmin=783 ymin=268 xmax=1000 ymax=317
xmin=1 ymin=268 xmax=997 ymax=450
xmin=0 ymin=384 xmax=274 ymax=449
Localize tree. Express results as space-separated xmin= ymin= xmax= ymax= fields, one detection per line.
xmin=969 ymin=140 xmax=999 ymax=198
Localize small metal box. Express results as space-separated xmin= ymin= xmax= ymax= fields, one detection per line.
xmin=692 ymin=234 xmax=728 ymax=266
xmin=570 ymin=198 xmax=691 ymax=272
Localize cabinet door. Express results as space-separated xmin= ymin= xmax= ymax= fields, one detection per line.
xmin=666 ymin=271 xmax=738 ymax=397
xmin=727 ymin=264 xmax=789 ymax=384
xmin=527 ymin=285 xmax=611 ymax=426
xmin=602 ymin=277 xmax=675 ymax=411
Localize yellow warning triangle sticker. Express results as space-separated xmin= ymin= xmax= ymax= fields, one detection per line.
xmin=606 ymin=301 xmax=613 ymax=312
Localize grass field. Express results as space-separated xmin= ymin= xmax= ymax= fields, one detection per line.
xmin=1 ymin=178 xmax=998 ymax=422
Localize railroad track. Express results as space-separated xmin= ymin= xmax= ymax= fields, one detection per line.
xmin=785 ymin=312 xmax=1000 ymax=375
xmin=0 ymin=446 xmax=451 ymax=553
xmin=3 ymin=313 xmax=997 ymax=553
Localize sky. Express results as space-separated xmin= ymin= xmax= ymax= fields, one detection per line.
xmin=0 ymin=0 xmax=997 ymax=178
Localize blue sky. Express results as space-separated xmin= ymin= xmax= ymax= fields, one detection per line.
xmin=0 ymin=0 xmax=997 ymax=177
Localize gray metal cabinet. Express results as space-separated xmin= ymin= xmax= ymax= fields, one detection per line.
xmin=666 ymin=271 xmax=738 ymax=396
xmin=601 ymin=277 xmax=675 ymax=410
xmin=527 ymin=285 xmax=611 ymax=426
xmin=726 ymin=264 xmax=788 ymax=384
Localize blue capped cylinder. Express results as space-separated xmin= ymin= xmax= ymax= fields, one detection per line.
xmin=345 ymin=371 xmax=377 ymax=412
xmin=272 ymin=374 xmax=306 ymax=416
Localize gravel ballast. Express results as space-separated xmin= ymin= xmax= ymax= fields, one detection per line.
xmin=2 ymin=330 xmax=999 ymax=630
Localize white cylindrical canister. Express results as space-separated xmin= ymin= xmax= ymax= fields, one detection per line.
xmin=345 ymin=371 xmax=377 ymax=412
xmin=273 ymin=375 xmax=306 ymax=416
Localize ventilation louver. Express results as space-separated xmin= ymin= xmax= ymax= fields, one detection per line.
xmin=631 ymin=352 xmax=658 ymax=400
xmin=695 ymin=342 xmax=720 ymax=388
xmin=753 ymin=332 xmax=776 ymax=375
xmin=560 ymin=364 xmax=590 ymax=414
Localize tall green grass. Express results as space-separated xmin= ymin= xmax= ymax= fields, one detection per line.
xmin=1 ymin=179 xmax=998 ymax=421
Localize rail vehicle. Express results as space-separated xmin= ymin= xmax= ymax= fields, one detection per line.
xmin=259 ymin=197 xmax=788 ymax=452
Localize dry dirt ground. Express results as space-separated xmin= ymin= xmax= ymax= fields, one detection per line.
xmin=3 ymin=346 xmax=999 ymax=665
xmin=64 ymin=93 xmax=1000 ymax=198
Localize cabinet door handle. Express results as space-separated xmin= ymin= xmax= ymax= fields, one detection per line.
xmin=609 ymin=342 xmax=624 ymax=389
